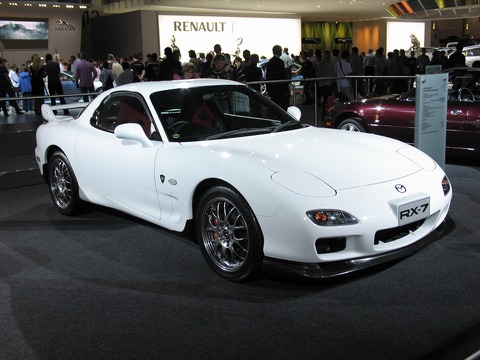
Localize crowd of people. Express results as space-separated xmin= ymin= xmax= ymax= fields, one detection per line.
xmin=1 ymin=53 xmax=71 ymax=116
xmin=0 ymin=41 xmax=468 ymax=118
xmin=286 ymin=42 xmax=466 ymax=116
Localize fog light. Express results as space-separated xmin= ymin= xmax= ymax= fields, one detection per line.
xmin=307 ymin=210 xmax=358 ymax=226
xmin=442 ymin=175 xmax=451 ymax=195
xmin=316 ymin=237 xmax=347 ymax=254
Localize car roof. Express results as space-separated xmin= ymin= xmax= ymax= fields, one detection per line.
xmin=106 ymin=78 xmax=247 ymax=93
xmin=463 ymin=44 xmax=480 ymax=50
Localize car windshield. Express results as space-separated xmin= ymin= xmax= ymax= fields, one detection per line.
xmin=150 ymin=85 xmax=303 ymax=142
xmin=400 ymin=68 xmax=480 ymax=102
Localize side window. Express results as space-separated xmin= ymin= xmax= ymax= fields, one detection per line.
xmin=472 ymin=48 xmax=480 ymax=57
xmin=90 ymin=98 xmax=121 ymax=132
xmin=91 ymin=94 xmax=156 ymax=139
xmin=116 ymin=97 xmax=152 ymax=138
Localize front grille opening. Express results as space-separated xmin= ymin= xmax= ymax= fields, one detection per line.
xmin=316 ymin=237 xmax=347 ymax=254
xmin=374 ymin=220 xmax=425 ymax=245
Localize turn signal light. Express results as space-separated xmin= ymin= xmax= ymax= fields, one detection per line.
xmin=442 ymin=175 xmax=451 ymax=195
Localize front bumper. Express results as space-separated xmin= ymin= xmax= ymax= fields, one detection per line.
xmin=262 ymin=216 xmax=455 ymax=279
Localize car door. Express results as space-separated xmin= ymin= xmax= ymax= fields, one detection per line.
xmin=460 ymin=101 xmax=480 ymax=157
xmin=59 ymin=71 xmax=81 ymax=102
xmin=375 ymin=95 xmax=416 ymax=144
xmin=379 ymin=90 xmax=466 ymax=150
xmin=444 ymin=92 xmax=468 ymax=151
xmin=75 ymin=93 xmax=163 ymax=220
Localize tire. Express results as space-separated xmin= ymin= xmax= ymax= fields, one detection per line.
xmin=47 ymin=151 xmax=82 ymax=216
xmin=338 ymin=118 xmax=366 ymax=132
xmin=195 ymin=186 xmax=264 ymax=282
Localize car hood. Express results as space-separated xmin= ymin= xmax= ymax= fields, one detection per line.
xmin=184 ymin=127 xmax=435 ymax=190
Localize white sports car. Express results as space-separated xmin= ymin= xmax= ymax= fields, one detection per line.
xmin=35 ymin=79 xmax=452 ymax=282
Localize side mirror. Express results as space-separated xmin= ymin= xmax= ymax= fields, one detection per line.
xmin=114 ymin=123 xmax=154 ymax=147
xmin=287 ymin=106 xmax=302 ymax=121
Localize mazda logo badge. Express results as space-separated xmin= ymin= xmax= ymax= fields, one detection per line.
xmin=395 ymin=184 xmax=407 ymax=193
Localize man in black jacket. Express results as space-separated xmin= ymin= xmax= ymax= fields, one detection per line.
xmin=447 ymin=42 xmax=466 ymax=68
xmin=266 ymin=45 xmax=290 ymax=110
xmin=44 ymin=53 xmax=69 ymax=114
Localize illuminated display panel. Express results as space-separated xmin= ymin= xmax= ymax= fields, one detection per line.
xmin=158 ymin=15 xmax=301 ymax=59
xmin=386 ymin=21 xmax=425 ymax=53
xmin=0 ymin=18 xmax=49 ymax=49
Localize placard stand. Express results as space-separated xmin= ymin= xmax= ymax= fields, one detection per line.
xmin=414 ymin=73 xmax=448 ymax=170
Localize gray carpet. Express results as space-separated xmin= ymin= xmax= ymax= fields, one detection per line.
xmin=0 ymin=158 xmax=479 ymax=359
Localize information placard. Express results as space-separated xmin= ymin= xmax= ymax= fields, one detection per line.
xmin=414 ymin=73 xmax=448 ymax=169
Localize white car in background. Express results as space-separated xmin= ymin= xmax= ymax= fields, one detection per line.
xmin=463 ymin=44 xmax=480 ymax=67
xmin=35 ymin=79 xmax=452 ymax=282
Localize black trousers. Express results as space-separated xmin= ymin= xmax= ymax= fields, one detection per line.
xmin=48 ymin=80 xmax=67 ymax=106
xmin=0 ymin=86 xmax=21 ymax=113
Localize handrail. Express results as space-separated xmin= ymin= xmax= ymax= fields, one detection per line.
xmin=247 ymin=74 xmax=415 ymax=126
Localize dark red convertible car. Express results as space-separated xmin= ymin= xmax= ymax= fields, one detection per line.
xmin=323 ymin=67 xmax=480 ymax=159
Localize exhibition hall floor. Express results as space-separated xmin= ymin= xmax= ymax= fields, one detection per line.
xmin=1 ymin=109 xmax=479 ymax=360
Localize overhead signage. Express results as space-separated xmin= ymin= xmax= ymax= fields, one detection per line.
xmin=55 ymin=20 xmax=76 ymax=32
xmin=158 ymin=15 xmax=301 ymax=59
xmin=173 ymin=21 xmax=227 ymax=32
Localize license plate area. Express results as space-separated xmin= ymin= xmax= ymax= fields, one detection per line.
xmin=392 ymin=195 xmax=430 ymax=226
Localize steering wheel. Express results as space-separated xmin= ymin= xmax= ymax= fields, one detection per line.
xmin=168 ymin=121 xmax=190 ymax=132
xmin=212 ymin=114 xmax=225 ymax=132
xmin=459 ymin=87 xmax=475 ymax=102
xmin=448 ymin=90 xmax=458 ymax=102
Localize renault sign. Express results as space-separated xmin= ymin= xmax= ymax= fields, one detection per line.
xmin=158 ymin=15 xmax=301 ymax=59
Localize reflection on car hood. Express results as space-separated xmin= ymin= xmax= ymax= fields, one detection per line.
xmin=361 ymin=94 xmax=399 ymax=103
xmin=186 ymin=127 xmax=431 ymax=190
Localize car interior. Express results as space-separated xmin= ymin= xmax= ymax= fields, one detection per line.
xmin=151 ymin=87 xmax=289 ymax=142
xmin=90 ymin=95 xmax=159 ymax=139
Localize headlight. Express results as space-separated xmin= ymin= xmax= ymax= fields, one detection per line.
xmin=442 ymin=175 xmax=451 ymax=195
xmin=307 ymin=210 xmax=358 ymax=226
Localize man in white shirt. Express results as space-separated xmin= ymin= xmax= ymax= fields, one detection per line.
xmin=280 ymin=47 xmax=293 ymax=79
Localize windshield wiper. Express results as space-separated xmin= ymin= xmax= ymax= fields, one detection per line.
xmin=207 ymin=128 xmax=271 ymax=140
xmin=271 ymin=120 xmax=304 ymax=133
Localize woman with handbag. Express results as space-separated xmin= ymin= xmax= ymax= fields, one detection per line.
xmin=335 ymin=50 xmax=353 ymax=101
